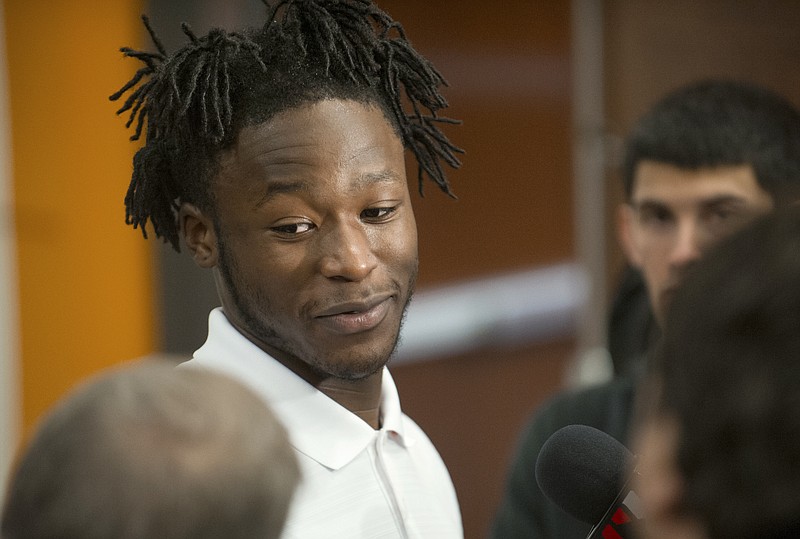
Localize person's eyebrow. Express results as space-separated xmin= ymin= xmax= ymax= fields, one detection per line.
xmin=630 ymin=198 xmax=670 ymax=211
xmin=699 ymin=194 xmax=751 ymax=207
xmin=253 ymin=170 xmax=403 ymax=208
xmin=254 ymin=179 xmax=310 ymax=208
xmin=356 ymin=169 xmax=404 ymax=187
xmin=632 ymin=194 xmax=749 ymax=209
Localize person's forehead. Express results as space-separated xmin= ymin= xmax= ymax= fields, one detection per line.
xmin=220 ymin=100 xmax=402 ymax=167
xmin=236 ymin=99 xmax=400 ymax=154
xmin=631 ymin=161 xmax=769 ymax=204
xmin=212 ymin=98 xmax=407 ymax=200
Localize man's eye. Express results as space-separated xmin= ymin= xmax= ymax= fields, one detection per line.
xmin=361 ymin=206 xmax=397 ymax=221
xmin=639 ymin=207 xmax=672 ymax=226
xmin=272 ymin=222 xmax=314 ymax=235
xmin=708 ymin=207 xmax=735 ymax=222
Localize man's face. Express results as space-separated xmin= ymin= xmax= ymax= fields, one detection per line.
xmin=619 ymin=161 xmax=773 ymax=323
xmin=190 ymin=99 xmax=418 ymax=381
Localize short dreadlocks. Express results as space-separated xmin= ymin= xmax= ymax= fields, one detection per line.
xmin=111 ymin=0 xmax=463 ymax=251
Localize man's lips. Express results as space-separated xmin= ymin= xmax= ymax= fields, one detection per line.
xmin=314 ymin=296 xmax=393 ymax=334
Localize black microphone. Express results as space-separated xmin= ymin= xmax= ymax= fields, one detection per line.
xmin=535 ymin=424 xmax=643 ymax=539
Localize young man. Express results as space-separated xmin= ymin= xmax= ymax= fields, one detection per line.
xmin=1 ymin=361 xmax=299 ymax=539
xmin=633 ymin=207 xmax=800 ymax=539
xmin=490 ymin=80 xmax=800 ymax=538
xmin=109 ymin=2 xmax=463 ymax=538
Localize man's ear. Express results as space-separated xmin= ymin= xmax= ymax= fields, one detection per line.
xmin=179 ymin=203 xmax=218 ymax=268
xmin=616 ymin=203 xmax=643 ymax=268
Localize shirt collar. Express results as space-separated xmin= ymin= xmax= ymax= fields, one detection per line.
xmin=185 ymin=308 xmax=412 ymax=470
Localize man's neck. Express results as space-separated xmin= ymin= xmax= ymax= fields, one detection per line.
xmin=222 ymin=311 xmax=385 ymax=429
xmin=317 ymin=371 xmax=384 ymax=429
xmin=269 ymin=353 xmax=385 ymax=429
xmin=272 ymin=356 xmax=384 ymax=429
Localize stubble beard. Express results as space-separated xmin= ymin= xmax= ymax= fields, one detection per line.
xmin=215 ymin=233 xmax=416 ymax=381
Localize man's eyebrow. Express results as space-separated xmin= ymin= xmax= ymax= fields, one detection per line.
xmin=358 ymin=169 xmax=404 ymax=185
xmin=254 ymin=179 xmax=310 ymax=208
xmin=340 ymin=169 xmax=405 ymax=195
xmin=699 ymin=194 xmax=751 ymax=207
xmin=630 ymin=198 xmax=669 ymax=210
xmin=632 ymin=194 xmax=750 ymax=209
xmin=252 ymin=170 xmax=403 ymax=208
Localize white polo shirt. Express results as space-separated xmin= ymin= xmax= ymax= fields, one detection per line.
xmin=182 ymin=308 xmax=463 ymax=539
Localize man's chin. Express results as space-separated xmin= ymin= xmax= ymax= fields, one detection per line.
xmin=313 ymin=356 xmax=388 ymax=381
xmin=317 ymin=316 xmax=405 ymax=380
xmin=306 ymin=339 xmax=399 ymax=380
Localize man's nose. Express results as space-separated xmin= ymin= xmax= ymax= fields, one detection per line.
xmin=669 ymin=220 xmax=704 ymax=269
xmin=318 ymin=222 xmax=378 ymax=281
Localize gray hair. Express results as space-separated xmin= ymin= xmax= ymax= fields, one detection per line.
xmin=1 ymin=360 xmax=299 ymax=539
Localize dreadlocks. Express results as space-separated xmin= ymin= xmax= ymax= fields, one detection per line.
xmin=111 ymin=0 xmax=462 ymax=251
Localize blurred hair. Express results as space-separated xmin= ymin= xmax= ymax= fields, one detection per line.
xmin=1 ymin=361 xmax=299 ymax=539
xmin=648 ymin=206 xmax=800 ymax=539
xmin=622 ymin=79 xmax=800 ymax=203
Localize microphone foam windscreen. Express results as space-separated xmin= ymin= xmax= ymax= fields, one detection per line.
xmin=535 ymin=424 xmax=631 ymax=525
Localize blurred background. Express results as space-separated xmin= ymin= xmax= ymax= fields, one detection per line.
xmin=2 ymin=1 xmax=800 ymax=537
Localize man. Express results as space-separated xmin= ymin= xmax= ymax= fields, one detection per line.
xmin=490 ymin=79 xmax=800 ymax=538
xmin=108 ymin=2 xmax=463 ymax=538
xmin=633 ymin=207 xmax=800 ymax=539
xmin=1 ymin=361 xmax=299 ymax=539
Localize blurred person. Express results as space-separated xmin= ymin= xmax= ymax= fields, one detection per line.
xmin=108 ymin=1 xmax=463 ymax=537
xmin=633 ymin=207 xmax=800 ymax=539
xmin=1 ymin=360 xmax=299 ymax=539
xmin=491 ymin=79 xmax=800 ymax=538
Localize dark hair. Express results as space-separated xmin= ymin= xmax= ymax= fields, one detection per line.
xmin=622 ymin=80 xmax=800 ymax=202
xmin=1 ymin=361 xmax=299 ymax=539
xmin=111 ymin=0 xmax=462 ymax=251
xmin=648 ymin=207 xmax=800 ymax=539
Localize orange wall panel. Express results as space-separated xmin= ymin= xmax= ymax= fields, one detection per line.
xmin=5 ymin=0 xmax=155 ymax=435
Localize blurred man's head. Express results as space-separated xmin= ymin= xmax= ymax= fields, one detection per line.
xmin=617 ymin=80 xmax=800 ymax=323
xmin=1 ymin=361 xmax=299 ymax=539
xmin=633 ymin=207 xmax=800 ymax=539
